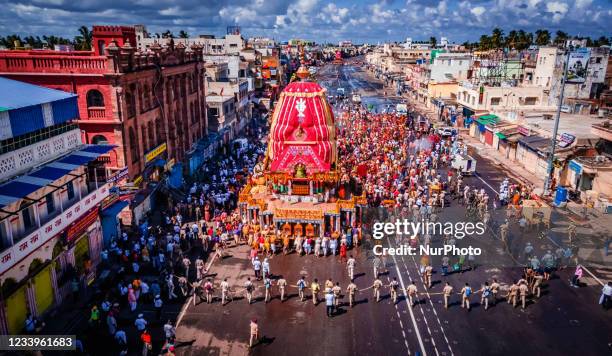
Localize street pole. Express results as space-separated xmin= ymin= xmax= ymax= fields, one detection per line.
xmin=543 ymin=48 xmax=571 ymax=196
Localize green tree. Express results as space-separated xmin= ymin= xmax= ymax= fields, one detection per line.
xmin=553 ymin=30 xmax=568 ymax=45
xmin=506 ymin=30 xmax=518 ymax=49
xmin=162 ymin=30 xmax=174 ymax=39
xmin=535 ymin=29 xmax=551 ymax=46
xmin=491 ymin=28 xmax=504 ymax=48
xmin=594 ymin=36 xmax=611 ymax=46
xmin=179 ymin=30 xmax=189 ymax=39
xmin=429 ymin=36 xmax=437 ymax=48
xmin=74 ymin=26 xmax=92 ymax=51
xmin=479 ymin=35 xmax=492 ymax=50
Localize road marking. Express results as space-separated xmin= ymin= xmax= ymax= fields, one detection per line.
xmin=474 ymin=172 xmax=499 ymax=194
xmin=389 ymin=239 xmax=427 ymax=356
xmin=386 ymin=265 xmax=412 ymax=355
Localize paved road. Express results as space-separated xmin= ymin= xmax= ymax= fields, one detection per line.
xmin=175 ymin=61 xmax=612 ymax=356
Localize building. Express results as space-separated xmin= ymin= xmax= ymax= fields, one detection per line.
xmin=429 ymin=53 xmax=471 ymax=83
xmin=0 ymin=78 xmax=112 ymax=334
xmin=134 ymin=25 xmax=245 ymax=55
xmin=0 ymin=25 xmax=208 ymax=181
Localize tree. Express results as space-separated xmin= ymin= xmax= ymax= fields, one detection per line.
xmin=162 ymin=30 xmax=174 ymax=39
xmin=74 ymin=26 xmax=92 ymax=51
xmin=429 ymin=36 xmax=437 ymax=48
xmin=515 ymin=30 xmax=532 ymax=50
xmin=179 ymin=30 xmax=189 ymax=39
xmin=506 ymin=30 xmax=518 ymax=49
xmin=1 ymin=34 xmax=23 ymax=49
xmin=535 ymin=29 xmax=551 ymax=46
xmin=491 ymin=27 xmax=504 ymax=48
xmin=479 ymin=35 xmax=492 ymax=50
xmin=594 ymin=36 xmax=611 ymax=47
xmin=553 ymin=30 xmax=568 ymax=45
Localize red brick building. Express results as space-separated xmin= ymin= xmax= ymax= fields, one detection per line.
xmin=0 ymin=26 xmax=208 ymax=180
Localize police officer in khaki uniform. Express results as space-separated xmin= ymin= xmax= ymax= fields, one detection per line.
xmin=519 ymin=281 xmax=529 ymax=309
xmin=532 ymin=274 xmax=543 ymax=298
xmin=346 ymin=280 xmax=358 ymax=307
xmin=332 ymin=282 xmax=342 ymax=307
xmin=490 ymin=279 xmax=500 ymax=305
xmin=389 ymin=277 xmax=399 ymax=304
xmin=507 ymin=281 xmax=519 ymax=307
xmin=443 ymin=282 xmax=453 ymax=309
xmin=311 ymin=279 xmax=321 ymax=305
xmin=407 ymin=281 xmax=418 ymax=307
xmin=277 ymin=276 xmax=287 ymax=301
xmin=424 ymin=265 xmax=433 ymax=289
xmin=373 ymin=278 xmax=383 ymax=302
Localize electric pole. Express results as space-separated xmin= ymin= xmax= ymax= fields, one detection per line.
xmin=543 ymin=47 xmax=571 ymax=196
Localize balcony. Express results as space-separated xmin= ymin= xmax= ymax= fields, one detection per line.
xmin=0 ymin=183 xmax=110 ymax=274
xmin=87 ymin=107 xmax=106 ymax=119
xmin=0 ymin=52 xmax=109 ymax=75
xmin=591 ymin=123 xmax=612 ymax=142
xmin=0 ymin=128 xmax=81 ymax=182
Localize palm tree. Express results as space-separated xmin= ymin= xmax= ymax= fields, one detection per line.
xmin=595 ymin=36 xmax=611 ymax=47
xmin=490 ymin=28 xmax=504 ymax=49
xmin=74 ymin=26 xmax=92 ymax=51
xmin=535 ymin=29 xmax=551 ymax=46
xmin=553 ymin=30 xmax=568 ymax=45
xmin=162 ymin=30 xmax=174 ymax=39
xmin=179 ymin=30 xmax=189 ymax=39
xmin=429 ymin=36 xmax=437 ymax=48
xmin=479 ymin=35 xmax=491 ymax=50
xmin=506 ymin=30 xmax=518 ymax=49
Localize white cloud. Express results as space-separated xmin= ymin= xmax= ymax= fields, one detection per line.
xmin=159 ymin=6 xmax=182 ymax=16
xmin=470 ymin=6 xmax=486 ymax=17
xmin=575 ymin=0 xmax=593 ymax=9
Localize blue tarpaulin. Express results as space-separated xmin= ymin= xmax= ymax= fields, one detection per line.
xmin=0 ymin=77 xmax=78 ymax=140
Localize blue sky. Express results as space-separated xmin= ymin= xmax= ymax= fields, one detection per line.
xmin=0 ymin=0 xmax=610 ymax=43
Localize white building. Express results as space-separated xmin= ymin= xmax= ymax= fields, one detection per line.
xmin=0 ymin=78 xmax=113 ymax=334
xmin=429 ymin=53 xmax=471 ymax=83
xmin=134 ymin=25 xmax=245 ymax=55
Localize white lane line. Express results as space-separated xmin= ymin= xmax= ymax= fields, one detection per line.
xmin=386 ymin=265 xmax=412 ymax=355
xmin=474 ymin=172 xmax=499 ymax=194
xmin=390 ymin=251 xmax=427 ymax=356
xmin=409 ymin=256 xmax=454 ymax=356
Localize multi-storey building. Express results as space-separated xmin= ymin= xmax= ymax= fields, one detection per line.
xmin=0 ymin=78 xmax=112 ymax=334
xmin=0 ymin=26 xmax=208 ymax=181
xmin=134 ymin=25 xmax=245 ymax=55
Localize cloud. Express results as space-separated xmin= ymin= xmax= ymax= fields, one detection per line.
xmin=0 ymin=0 xmax=609 ymax=44
xmin=471 ymin=6 xmax=486 ymax=16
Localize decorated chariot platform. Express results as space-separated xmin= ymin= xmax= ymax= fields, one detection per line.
xmin=239 ymin=67 xmax=366 ymax=238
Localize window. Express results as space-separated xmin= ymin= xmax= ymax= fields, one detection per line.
xmin=142 ymin=126 xmax=148 ymax=152
xmin=125 ymin=92 xmax=136 ymax=118
xmin=20 ymin=201 xmax=34 ymax=231
xmin=490 ymin=97 xmax=501 ymax=106
xmin=97 ymin=40 xmax=105 ymax=55
xmin=0 ymin=221 xmax=9 ymax=250
xmin=66 ymin=181 xmax=75 ymax=200
xmin=91 ymin=135 xmax=108 ymax=144
xmin=209 ymin=107 xmax=219 ymax=117
xmin=596 ymin=57 xmax=602 ymax=64
xmin=524 ymin=97 xmax=538 ymax=105
xmin=148 ymin=122 xmax=155 ymax=150
xmin=45 ymin=193 xmax=55 ymax=214
xmin=86 ymin=90 xmax=104 ymax=107
xmin=129 ymin=127 xmax=139 ymax=163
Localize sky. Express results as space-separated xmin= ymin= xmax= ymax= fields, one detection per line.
xmin=0 ymin=0 xmax=610 ymax=44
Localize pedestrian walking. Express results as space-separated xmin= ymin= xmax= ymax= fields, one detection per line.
xmin=346 ymin=280 xmax=358 ymax=307
xmin=479 ymin=282 xmax=492 ymax=310
xmin=220 ymin=278 xmax=230 ymax=305
xmin=325 ymin=289 xmax=335 ymax=317
xmin=311 ymin=278 xmax=321 ymax=305
xmin=297 ymin=276 xmax=307 ymax=302
xmin=253 ymin=257 xmax=262 ymax=280
xmin=519 ymin=281 xmax=529 ymax=309
xmin=571 ymin=265 xmax=583 ymax=288
xmin=373 ymin=277 xmax=383 ymax=302
xmin=373 ymin=256 xmax=382 ymax=278
xmin=163 ymin=320 xmax=176 ymax=342
xmin=332 ymin=282 xmax=342 ymax=307
xmin=389 ymin=277 xmax=399 ymax=304
xmin=264 ymin=276 xmax=272 ymax=303
xmin=442 ymin=282 xmax=453 ymax=309
xmin=204 ymin=278 xmax=214 ymax=303
xmin=154 ymin=294 xmax=163 ymax=320
xmin=599 ymin=281 xmax=611 ymax=309
xmin=277 ymin=276 xmax=287 ymax=302
xmin=490 ymin=279 xmax=500 ymax=305
xmin=244 ymin=278 xmax=254 ymax=304
xmin=460 ymin=283 xmax=472 ymax=310
xmin=141 ymin=329 xmax=152 ymax=356
xmin=134 ymin=313 xmax=147 ymax=332
xmin=249 ymin=319 xmax=259 ymax=348
xmin=347 ymin=255 xmax=356 ymax=280
xmin=407 ymin=281 xmax=418 ymax=307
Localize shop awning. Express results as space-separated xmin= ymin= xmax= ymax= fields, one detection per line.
xmin=496 ymin=132 xmax=506 ymax=139
xmin=518 ymin=135 xmax=549 ymax=152
xmin=0 ymin=144 xmax=114 ymax=208
xmin=475 ymin=114 xmax=499 ymax=125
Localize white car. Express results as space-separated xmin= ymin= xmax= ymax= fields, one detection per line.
xmin=352 ymin=94 xmax=361 ymax=103
xmin=437 ymin=127 xmax=456 ymax=137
